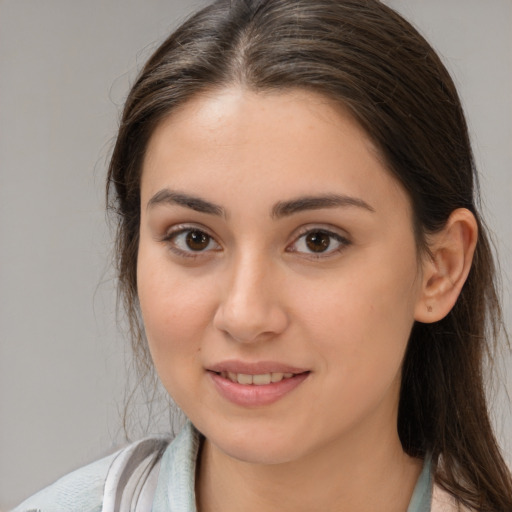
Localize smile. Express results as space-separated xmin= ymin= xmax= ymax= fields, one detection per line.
xmin=207 ymin=364 xmax=310 ymax=407
xmin=218 ymin=371 xmax=296 ymax=385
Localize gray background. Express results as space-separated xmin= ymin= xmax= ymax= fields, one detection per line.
xmin=0 ymin=0 xmax=510 ymax=509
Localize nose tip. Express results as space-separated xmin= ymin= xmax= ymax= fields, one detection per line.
xmin=214 ymin=303 xmax=288 ymax=343
xmin=213 ymin=266 xmax=289 ymax=343
xmin=215 ymin=309 xmax=260 ymax=343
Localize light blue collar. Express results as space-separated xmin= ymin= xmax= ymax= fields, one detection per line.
xmin=153 ymin=422 xmax=432 ymax=512
xmin=407 ymin=453 xmax=432 ymax=512
xmin=153 ymin=421 xmax=200 ymax=511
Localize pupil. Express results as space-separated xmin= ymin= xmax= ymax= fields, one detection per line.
xmin=186 ymin=230 xmax=209 ymax=251
xmin=306 ymin=231 xmax=330 ymax=252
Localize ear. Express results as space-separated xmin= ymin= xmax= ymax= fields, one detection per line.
xmin=414 ymin=208 xmax=478 ymax=323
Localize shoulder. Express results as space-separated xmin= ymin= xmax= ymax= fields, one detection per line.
xmin=12 ymin=437 xmax=170 ymax=512
xmin=11 ymin=451 xmax=116 ymax=512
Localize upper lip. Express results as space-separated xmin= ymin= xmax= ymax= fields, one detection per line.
xmin=207 ymin=360 xmax=309 ymax=375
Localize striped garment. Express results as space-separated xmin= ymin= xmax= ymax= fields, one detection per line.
xmin=13 ymin=422 xmax=464 ymax=512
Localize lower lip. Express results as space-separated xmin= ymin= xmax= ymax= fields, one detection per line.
xmin=208 ymin=371 xmax=310 ymax=407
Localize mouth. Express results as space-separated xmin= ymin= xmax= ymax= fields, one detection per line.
xmin=215 ymin=371 xmax=301 ymax=385
xmin=206 ymin=362 xmax=311 ymax=406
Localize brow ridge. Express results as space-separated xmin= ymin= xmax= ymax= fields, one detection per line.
xmin=147 ymin=189 xmax=224 ymax=216
xmin=271 ymin=194 xmax=375 ymax=218
xmin=147 ymin=190 xmax=374 ymax=219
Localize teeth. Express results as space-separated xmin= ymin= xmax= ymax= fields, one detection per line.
xmin=271 ymin=372 xmax=284 ymax=382
xmin=220 ymin=372 xmax=297 ymax=385
xmin=237 ymin=373 xmax=253 ymax=385
xmin=252 ymin=373 xmax=272 ymax=385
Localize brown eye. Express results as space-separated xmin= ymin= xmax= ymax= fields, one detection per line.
xmin=288 ymin=228 xmax=350 ymax=258
xmin=164 ymin=227 xmax=221 ymax=257
xmin=305 ymin=231 xmax=331 ymax=252
xmin=185 ymin=230 xmax=211 ymax=251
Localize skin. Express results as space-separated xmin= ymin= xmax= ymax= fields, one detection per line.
xmin=137 ymin=88 xmax=477 ymax=511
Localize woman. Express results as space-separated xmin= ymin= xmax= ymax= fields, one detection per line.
xmin=13 ymin=0 xmax=512 ymax=510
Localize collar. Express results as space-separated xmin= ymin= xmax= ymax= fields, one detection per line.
xmin=153 ymin=422 xmax=432 ymax=512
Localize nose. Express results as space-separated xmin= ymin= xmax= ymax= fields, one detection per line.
xmin=213 ymin=252 xmax=289 ymax=343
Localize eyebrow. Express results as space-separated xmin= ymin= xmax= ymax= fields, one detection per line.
xmin=146 ymin=189 xmax=375 ymax=218
xmin=147 ymin=189 xmax=225 ymax=216
xmin=271 ymin=194 xmax=375 ymax=218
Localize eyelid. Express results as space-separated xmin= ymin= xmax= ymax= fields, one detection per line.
xmin=161 ymin=222 xmax=214 ymax=239
xmin=160 ymin=223 xmax=222 ymax=258
xmin=158 ymin=222 xmax=350 ymax=260
xmin=286 ymin=225 xmax=352 ymax=258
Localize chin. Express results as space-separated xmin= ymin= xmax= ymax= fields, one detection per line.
xmin=214 ymin=435 xmax=303 ymax=465
xmin=195 ymin=416 xmax=308 ymax=465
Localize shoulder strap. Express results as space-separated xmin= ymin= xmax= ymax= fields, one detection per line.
xmin=102 ymin=438 xmax=170 ymax=512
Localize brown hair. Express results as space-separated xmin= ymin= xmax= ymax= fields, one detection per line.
xmin=107 ymin=0 xmax=512 ymax=509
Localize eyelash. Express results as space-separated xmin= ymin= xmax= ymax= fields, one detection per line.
xmin=161 ymin=225 xmax=351 ymax=260
xmin=287 ymin=227 xmax=351 ymax=259
xmin=161 ymin=225 xmax=221 ymax=259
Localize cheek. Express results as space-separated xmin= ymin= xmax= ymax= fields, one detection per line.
xmin=136 ymin=250 xmax=216 ymax=382
xmin=294 ymin=263 xmax=418 ymax=435
xmin=296 ymin=248 xmax=419 ymax=377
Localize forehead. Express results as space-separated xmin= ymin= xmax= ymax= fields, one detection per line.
xmin=141 ymin=87 xmax=410 ymax=219
xmin=144 ymin=87 xmax=377 ymax=166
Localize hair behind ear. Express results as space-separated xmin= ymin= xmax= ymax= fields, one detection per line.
xmin=400 ymin=210 xmax=511 ymax=510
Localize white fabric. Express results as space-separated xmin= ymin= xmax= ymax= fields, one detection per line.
xmin=13 ymin=422 xmax=468 ymax=511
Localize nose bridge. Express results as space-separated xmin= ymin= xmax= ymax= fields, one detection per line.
xmin=214 ymin=244 xmax=287 ymax=342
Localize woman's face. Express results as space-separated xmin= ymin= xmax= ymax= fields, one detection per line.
xmin=137 ymin=88 xmax=426 ymax=464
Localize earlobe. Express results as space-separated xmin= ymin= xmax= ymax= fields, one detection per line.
xmin=414 ymin=208 xmax=478 ymax=323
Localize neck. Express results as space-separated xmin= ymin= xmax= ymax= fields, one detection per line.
xmin=196 ymin=422 xmax=422 ymax=512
